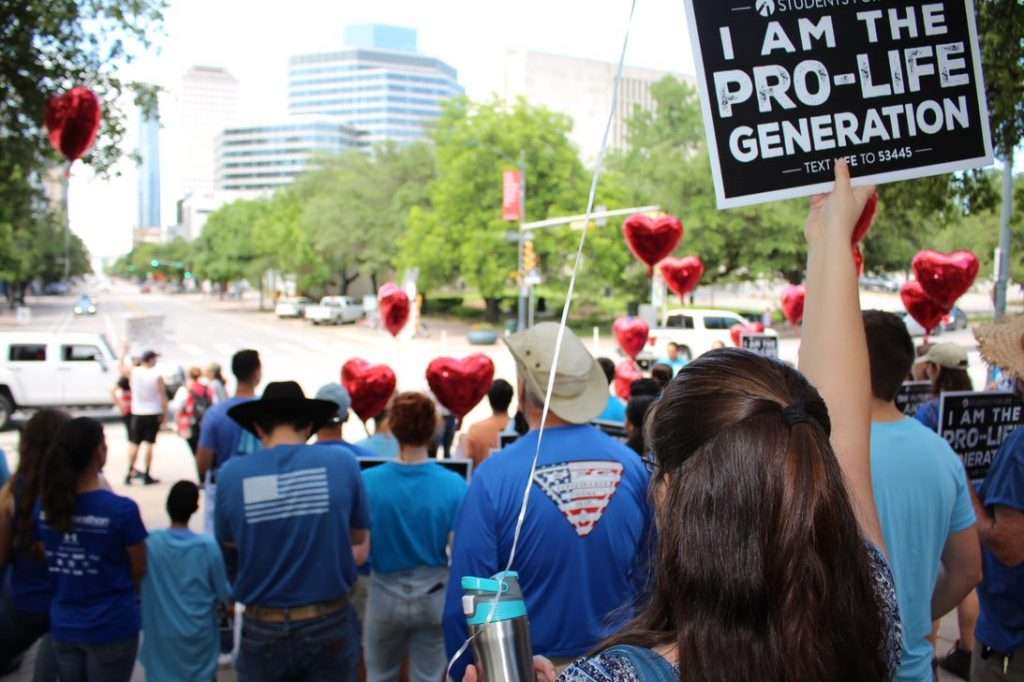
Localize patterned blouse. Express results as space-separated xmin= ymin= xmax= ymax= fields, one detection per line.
xmin=559 ymin=544 xmax=902 ymax=681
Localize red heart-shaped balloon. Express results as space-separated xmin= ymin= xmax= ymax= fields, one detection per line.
xmin=341 ymin=359 xmax=397 ymax=422
xmin=612 ymin=317 xmax=649 ymax=359
xmin=44 ymin=87 xmax=102 ymax=162
xmin=852 ymin=192 xmax=879 ymax=245
xmin=781 ymin=285 xmax=806 ymax=326
xmin=730 ymin=322 xmax=765 ymax=348
xmin=900 ymin=281 xmax=949 ymax=333
xmin=377 ymin=282 xmax=410 ymax=337
xmin=614 ymin=359 xmax=643 ymax=401
xmin=911 ymin=250 xmax=980 ymax=310
xmin=660 ymin=256 xmax=704 ymax=299
xmin=426 ymin=354 xmax=495 ymax=419
xmin=623 ymin=214 xmax=684 ymax=275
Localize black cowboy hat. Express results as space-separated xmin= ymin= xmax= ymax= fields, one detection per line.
xmin=228 ymin=381 xmax=337 ymax=436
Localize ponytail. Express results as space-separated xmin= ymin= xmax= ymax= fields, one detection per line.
xmin=40 ymin=418 xmax=104 ymax=534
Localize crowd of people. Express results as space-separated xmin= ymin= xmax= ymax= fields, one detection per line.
xmin=0 ymin=163 xmax=1020 ymax=682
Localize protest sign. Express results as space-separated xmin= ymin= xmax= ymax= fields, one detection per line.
xmin=895 ymin=380 xmax=932 ymax=416
xmin=125 ymin=315 xmax=168 ymax=354
xmin=683 ymin=0 xmax=993 ymax=208
xmin=742 ymin=334 xmax=780 ymax=358
xmin=938 ymin=391 xmax=1024 ymax=481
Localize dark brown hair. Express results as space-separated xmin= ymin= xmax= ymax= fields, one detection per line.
xmin=389 ymin=392 xmax=437 ymax=447
xmin=11 ymin=409 xmax=71 ymax=550
xmin=41 ymin=418 xmax=105 ymax=534
xmin=602 ymin=349 xmax=886 ymax=682
xmin=863 ymin=310 xmax=915 ymax=402
xmin=931 ymin=367 xmax=973 ymax=397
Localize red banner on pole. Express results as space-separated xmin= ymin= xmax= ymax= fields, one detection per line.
xmin=502 ymin=170 xmax=522 ymax=221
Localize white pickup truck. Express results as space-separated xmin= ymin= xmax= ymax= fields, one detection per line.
xmin=637 ymin=308 xmax=778 ymax=365
xmin=305 ymin=296 xmax=365 ymax=325
xmin=0 ymin=332 xmax=120 ymax=429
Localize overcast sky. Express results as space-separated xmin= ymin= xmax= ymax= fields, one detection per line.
xmin=70 ymin=0 xmax=696 ymax=263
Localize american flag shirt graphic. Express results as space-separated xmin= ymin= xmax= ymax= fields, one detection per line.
xmin=242 ymin=467 xmax=330 ymax=524
xmin=533 ymin=461 xmax=624 ymax=537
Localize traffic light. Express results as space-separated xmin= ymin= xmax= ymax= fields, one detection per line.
xmin=184 ymin=271 xmax=193 ymax=279
xmin=523 ymin=240 xmax=538 ymax=273
xmin=150 ymin=259 xmax=160 ymax=268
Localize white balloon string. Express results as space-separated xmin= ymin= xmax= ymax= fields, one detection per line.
xmin=446 ymin=2 xmax=638 ymax=679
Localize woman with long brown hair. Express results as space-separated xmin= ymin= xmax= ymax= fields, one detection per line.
xmin=0 ymin=409 xmax=70 ymax=678
xmin=549 ymin=162 xmax=901 ymax=681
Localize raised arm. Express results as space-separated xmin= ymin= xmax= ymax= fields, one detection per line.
xmin=799 ymin=159 xmax=884 ymax=549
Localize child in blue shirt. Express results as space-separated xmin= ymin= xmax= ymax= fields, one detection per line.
xmin=141 ymin=481 xmax=230 ymax=682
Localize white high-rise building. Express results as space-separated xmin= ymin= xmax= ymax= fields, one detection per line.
xmin=287 ymin=25 xmax=463 ymax=145
xmin=498 ymin=50 xmax=693 ymax=161
xmin=178 ymin=66 xmax=241 ymax=196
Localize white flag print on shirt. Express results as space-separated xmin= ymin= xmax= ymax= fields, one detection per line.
xmin=243 ymin=468 xmax=330 ymax=524
xmin=533 ymin=461 xmax=624 ymax=537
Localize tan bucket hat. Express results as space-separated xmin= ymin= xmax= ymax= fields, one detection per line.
xmin=504 ymin=322 xmax=609 ymax=424
xmin=974 ymin=315 xmax=1024 ymax=380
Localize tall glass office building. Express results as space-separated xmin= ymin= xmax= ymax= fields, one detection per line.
xmin=287 ymin=24 xmax=463 ymax=144
xmin=137 ymin=107 xmax=161 ymax=229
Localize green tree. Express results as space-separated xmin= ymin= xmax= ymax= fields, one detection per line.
xmin=0 ymin=210 xmax=90 ymax=305
xmin=399 ymin=98 xmax=589 ymax=320
xmin=192 ymin=200 xmax=266 ymax=291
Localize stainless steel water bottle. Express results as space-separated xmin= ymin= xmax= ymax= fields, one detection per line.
xmin=463 ymin=571 xmax=534 ymax=682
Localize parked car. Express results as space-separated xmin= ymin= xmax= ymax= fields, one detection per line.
xmin=0 ymin=332 xmax=118 ymax=429
xmin=73 ymin=294 xmax=97 ymax=316
xmin=43 ymin=281 xmax=70 ymax=296
xmin=275 ymin=296 xmax=312 ymax=319
xmin=859 ymin=275 xmax=899 ymax=292
xmin=305 ymin=296 xmax=365 ymax=325
xmin=636 ymin=308 xmax=778 ymax=366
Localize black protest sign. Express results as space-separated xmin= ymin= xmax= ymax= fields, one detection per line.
xmin=895 ymin=381 xmax=932 ymax=416
xmin=938 ymin=391 xmax=1024 ymax=482
xmin=683 ymin=0 xmax=993 ymax=208
xmin=742 ymin=334 xmax=780 ymax=358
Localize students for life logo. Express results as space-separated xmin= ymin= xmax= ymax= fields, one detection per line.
xmin=533 ymin=461 xmax=624 ymax=537
xmin=756 ymin=0 xmax=776 ymax=17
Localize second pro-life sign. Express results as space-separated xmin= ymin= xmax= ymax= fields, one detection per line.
xmin=684 ymin=0 xmax=993 ymax=208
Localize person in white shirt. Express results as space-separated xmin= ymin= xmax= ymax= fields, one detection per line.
xmin=126 ymin=350 xmax=167 ymax=485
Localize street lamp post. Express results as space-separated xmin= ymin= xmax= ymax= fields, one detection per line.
xmin=516 ymin=150 xmax=529 ymax=332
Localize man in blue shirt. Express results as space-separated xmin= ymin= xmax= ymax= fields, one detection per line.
xmin=141 ymin=481 xmax=230 ymax=682
xmin=216 ymin=381 xmax=371 ymax=682
xmin=197 ymin=349 xmax=261 ymax=534
xmin=863 ymin=311 xmax=980 ymax=682
xmin=595 ymin=357 xmax=626 ymax=423
xmin=443 ymin=324 xmax=653 ymax=679
xmin=313 ymin=383 xmax=375 ymax=461
xmin=657 ymin=341 xmax=688 ymax=375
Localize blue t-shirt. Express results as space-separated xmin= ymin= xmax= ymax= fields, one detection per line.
xmin=913 ymin=398 xmax=940 ymax=432
xmin=10 ymin=478 xmax=53 ymax=614
xmin=976 ymin=426 xmax=1024 ymax=653
xmin=198 ymin=396 xmax=256 ymax=470
xmin=657 ymin=357 xmax=687 ymax=375
xmin=363 ymin=461 xmax=467 ymax=574
xmin=871 ymin=418 xmax=976 ymax=681
xmin=214 ymin=443 xmax=371 ymax=607
xmin=597 ymin=396 xmax=626 ymax=423
xmin=443 ymin=425 xmax=653 ymax=679
xmin=313 ymin=439 xmax=377 ymax=460
xmin=356 ymin=432 xmax=400 ymax=459
xmin=35 ymin=490 xmax=148 ymax=644
xmin=0 ymin=448 xmax=9 ymax=489
xmin=141 ymin=529 xmax=231 ymax=682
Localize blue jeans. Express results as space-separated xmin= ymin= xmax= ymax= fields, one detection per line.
xmin=51 ymin=635 xmax=139 ymax=682
xmin=365 ymin=567 xmax=448 ymax=682
xmin=237 ymin=605 xmax=360 ymax=682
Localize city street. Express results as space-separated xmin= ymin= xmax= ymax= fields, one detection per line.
xmin=0 ymin=283 xmax=979 ymax=681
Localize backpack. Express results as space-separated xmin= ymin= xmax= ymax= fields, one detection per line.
xmin=189 ymin=385 xmax=213 ymax=426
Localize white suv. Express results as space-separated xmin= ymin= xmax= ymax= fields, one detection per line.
xmin=0 ymin=332 xmax=119 ymax=428
xmin=637 ymin=308 xmax=777 ymax=364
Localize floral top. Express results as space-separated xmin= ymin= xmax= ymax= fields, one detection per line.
xmin=559 ymin=544 xmax=902 ymax=681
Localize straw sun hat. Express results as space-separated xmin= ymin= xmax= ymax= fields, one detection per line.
xmin=973 ymin=315 xmax=1024 ymax=380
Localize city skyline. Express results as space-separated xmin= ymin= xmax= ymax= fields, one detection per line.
xmin=68 ymin=1 xmax=696 ymax=266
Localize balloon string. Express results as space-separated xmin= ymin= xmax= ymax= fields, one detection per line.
xmin=446 ymin=1 xmax=638 ymax=678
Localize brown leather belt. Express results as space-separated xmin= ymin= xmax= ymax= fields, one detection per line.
xmin=245 ymin=596 xmax=348 ymax=624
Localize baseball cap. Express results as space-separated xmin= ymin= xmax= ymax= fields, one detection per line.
xmin=915 ymin=343 xmax=968 ymax=370
xmin=315 ymin=383 xmax=352 ymax=423
xmin=504 ymin=322 xmax=608 ymax=424
xmin=141 ymin=350 xmax=159 ymax=362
